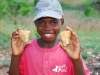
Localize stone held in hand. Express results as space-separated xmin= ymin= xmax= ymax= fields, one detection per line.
xmin=18 ymin=29 xmax=30 ymax=42
xmin=60 ymin=30 xmax=71 ymax=46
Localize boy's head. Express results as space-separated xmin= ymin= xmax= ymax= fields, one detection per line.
xmin=33 ymin=0 xmax=63 ymax=21
xmin=34 ymin=0 xmax=64 ymax=42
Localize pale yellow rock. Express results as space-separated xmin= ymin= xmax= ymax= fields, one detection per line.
xmin=18 ymin=29 xmax=30 ymax=42
xmin=60 ymin=31 xmax=71 ymax=46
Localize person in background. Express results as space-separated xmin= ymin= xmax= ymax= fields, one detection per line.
xmin=9 ymin=0 xmax=90 ymax=75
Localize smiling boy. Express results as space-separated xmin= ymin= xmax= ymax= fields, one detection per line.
xmin=9 ymin=0 xmax=90 ymax=75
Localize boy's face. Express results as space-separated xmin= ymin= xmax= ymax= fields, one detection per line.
xmin=34 ymin=17 xmax=64 ymax=42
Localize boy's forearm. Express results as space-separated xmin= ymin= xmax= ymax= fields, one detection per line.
xmin=72 ymin=58 xmax=86 ymax=75
xmin=9 ymin=55 xmax=21 ymax=75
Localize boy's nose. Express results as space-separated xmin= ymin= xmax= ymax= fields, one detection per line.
xmin=45 ymin=23 xmax=52 ymax=28
xmin=44 ymin=23 xmax=52 ymax=30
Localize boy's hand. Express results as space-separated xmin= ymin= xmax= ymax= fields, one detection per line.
xmin=11 ymin=28 xmax=31 ymax=56
xmin=60 ymin=27 xmax=81 ymax=60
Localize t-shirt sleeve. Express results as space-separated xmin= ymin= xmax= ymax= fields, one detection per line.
xmin=19 ymin=41 xmax=33 ymax=75
xmin=19 ymin=56 xmax=24 ymax=75
xmin=19 ymin=51 xmax=26 ymax=75
xmin=82 ymin=58 xmax=90 ymax=75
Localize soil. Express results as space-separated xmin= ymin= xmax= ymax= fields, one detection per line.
xmin=0 ymin=49 xmax=100 ymax=75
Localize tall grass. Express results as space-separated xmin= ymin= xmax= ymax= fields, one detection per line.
xmin=63 ymin=10 xmax=100 ymax=30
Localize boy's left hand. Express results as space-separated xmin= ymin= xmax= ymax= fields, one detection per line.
xmin=60 ymin=26 xmax=81 ymax=60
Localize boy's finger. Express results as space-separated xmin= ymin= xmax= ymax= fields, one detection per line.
xmin=66 ymin=26 xmax=73 ymax=32
xmin=66 ymin=26 xmax=75 ymax=36
xmin=12 ymin=35 xmax=19 ymax=39
xmin=17 ymin=28 xmax=21 ymax=31
xmin=12 ymin=31 xmax=18 ymax=36
xmin=12 ymin=28 xmax=22 ymax=36
xmin=66 ymin=27 xmax=80 ymax=44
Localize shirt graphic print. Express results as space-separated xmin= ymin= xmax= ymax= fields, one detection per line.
xmin=53 ymin=64 xmax=67 ymax=72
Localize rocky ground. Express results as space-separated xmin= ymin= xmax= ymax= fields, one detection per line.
xmin=0 ymin=49 xmax=100 ymax=75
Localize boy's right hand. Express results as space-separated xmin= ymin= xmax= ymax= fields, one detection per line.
xmin=11 ymin=28 xmax=31 ymax=56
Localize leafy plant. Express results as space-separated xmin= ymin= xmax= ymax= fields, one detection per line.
xmin=7 ymin=0 xmax=32 ymax=16
xmin=0 ymin=0 xmax=9 ymax=19
xmin=82 ymin=52 xmax=89 ymax=59
xmin=93 ymin=46 xmax=100 ymax=54
xmin=60 ymin=0 xmax=94 ymax=10
xmin=84 ymin=6 xmax=99 ymax=17
xmin=0 ymin=32 xmax=11 ymax=49
xmin=0 ymin=60 xmax=10 ymax=67
xmin=33 ymin=0 xmax=39 ymax=7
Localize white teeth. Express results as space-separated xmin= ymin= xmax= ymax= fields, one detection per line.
xmin=44 ymin=34 xmax=52 ymax=37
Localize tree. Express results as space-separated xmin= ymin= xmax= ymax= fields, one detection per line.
xmin=7 ymin=0 xmax=32 ymax=16
xmin=33 ymin=0 xmax=39 ymax=6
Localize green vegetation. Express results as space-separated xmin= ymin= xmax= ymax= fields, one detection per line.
xmin=0 ymin=32 xmax=11 ymax=49
xmin=0 ymin=0 xmax=33 ymax=19
xmin=0 ymin=0 xmax=100 ymax=19
xmin=84 ymin=6 xmax=99 ymax=17
xmin=60 ymin=0 xmax=94 ymax=10
xmin=0 ymin=0 xmax=9 ymax=19
xmin=60 ymin=0 xmax=100 ymax=18
xmin=77 ymin=30 xmax=100 ymax=51
xmin=34 ymin=29 xmax=40 ymax=38
xmin=93 ymin=46 xmax=100 ymax=54
xmin=82 ymin=52 xmax=90 ymax=59
xmin=0 ymin=60 xmax=10 ymax=67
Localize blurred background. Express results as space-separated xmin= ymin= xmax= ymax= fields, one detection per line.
xmin=0 ymin=0 xmax=100 ymax=74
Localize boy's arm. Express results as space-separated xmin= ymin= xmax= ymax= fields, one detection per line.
xmin=9 ymin=28 xmax=30 ymax=75
xmin=60 ymin=27 xmax=88 ymax=75
xmin=9 ymin=55 xmax=21 ymax=75
xmin=72 ymin=58 xmax=85 ymax=75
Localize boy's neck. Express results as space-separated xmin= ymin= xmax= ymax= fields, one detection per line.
xmin=37 ymin=38 xmax=60 ymax=48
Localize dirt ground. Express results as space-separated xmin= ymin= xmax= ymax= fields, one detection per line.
xmin=0 ymin=49 xmax=100 ymax=75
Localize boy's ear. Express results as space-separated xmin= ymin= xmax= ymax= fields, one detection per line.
xmin=60 ymin=18 xmax=64 ymax=27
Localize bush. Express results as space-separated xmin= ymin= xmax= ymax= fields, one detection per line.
xmin=93 ymin=46 xmax=100 ymax=54
xmin=0 ymin=60 xmax=10 ymax=67
xmin=84 ymin=6 xmax=99 ymax=17
xmin=8 ymin=0 xmax=32 ymax=16
xmin=18 ymin=0 xmax=33 ymax=15
xmin=0 ymin=0 xmax=9 ymax=19
xmin=0 ymin=32 xmax=11 ymax=49
xmin=82 ymin=52 xmax=89 ymax=59
xmin=33 ymin=0 xmax=39 ymax=7
xmin=0 ymin=0 xmax=33 ymax=19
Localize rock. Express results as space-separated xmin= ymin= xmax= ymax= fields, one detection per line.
xmin=87 ymin=52 xmax=92 ymax=55
xmin=96 ymin=56 xmax=100 ymax=60
xmin=0 ymin=54 xmax=3 ymax=57
xmin=92 ymin=55 xmax=96 ymax=63
xmin=94 ymin=72 xmax=99 ymax=75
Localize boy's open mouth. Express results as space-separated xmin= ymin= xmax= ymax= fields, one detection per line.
xmin=44 ymin=34 xmax=53 ymax=37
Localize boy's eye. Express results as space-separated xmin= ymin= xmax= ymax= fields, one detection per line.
xmin=51 ymin=21 xmax=58 ymax=25
xmin=52 ymin=22 xmax=57 ymax=24
xmin=36 ymin=21 xmax=44 ymax=26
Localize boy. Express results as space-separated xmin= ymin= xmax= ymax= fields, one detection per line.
xmin=9 ymin=0 xmax=90 ymax=75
